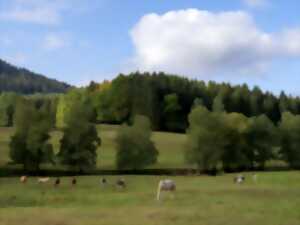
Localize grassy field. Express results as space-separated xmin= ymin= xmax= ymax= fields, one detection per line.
xmin=0 ymin=172 xmax=299 ymax=225
xmin=0 ymin=124 xmax=188 ymax=170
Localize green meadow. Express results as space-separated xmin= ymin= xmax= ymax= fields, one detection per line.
xmin=0 ymin=172 xmax=300 ymax=225
xmin=0 ymin=125 xmax=299 ymax=225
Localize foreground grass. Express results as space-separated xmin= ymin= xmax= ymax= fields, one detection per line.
xmin=0 ymin=125 xmax=188 ymax=169
xmin=0 ymin=172 xmax=299 ymax=225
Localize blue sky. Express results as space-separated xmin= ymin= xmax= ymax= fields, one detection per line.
xmin=0 ymin=0 xmax=299 ymax=95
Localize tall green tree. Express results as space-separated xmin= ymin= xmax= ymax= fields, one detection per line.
xmin=212 ymin=94 xmax=225 ymax=112
xmin=56 ymin=89 xmax=94 ymax=128
xmin=249 ymin=86 xmax=263 ymax=116
xmin=58 ymin=100 xmax=101 ymax=172
xmin=185 ymin=106 xmax=226 ymax=172
xmin=221 ymin=112 xmax=250 ymax=171
xmin=0 ymin=92 xmax=19 ymax=126
xmin=9 ymin=99 xmax=54 ymax=171
xmin=279 ymin=112 xmax=300 ymax=169
xmin=245 ymin=115 xmax=277 ymax=169
xmin=116 ymin=115 xmax=158 ymax=170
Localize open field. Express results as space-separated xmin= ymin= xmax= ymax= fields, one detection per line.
xmin=0 ymin=172 xmax=300 ymax=225
xmin=0 ymin=125 xmax=188 ymax=169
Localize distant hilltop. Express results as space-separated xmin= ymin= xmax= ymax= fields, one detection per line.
xmin=0 ymin=58 xmax=71 ymax=94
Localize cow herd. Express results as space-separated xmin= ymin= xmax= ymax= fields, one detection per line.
xmin=18 ymin=174 xmax=257 ymax=201
xmin=20 ymin=176 xmax=128 ymax=189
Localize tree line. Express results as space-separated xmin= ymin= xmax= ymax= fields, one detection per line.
xmin=8 ymin=95 xmax=157 ymax=172
xmin=87 ymin=72 xmax=300 ymax=132
xmin=2 ymin=72 xmax=300 ymax=132
xmin=1 ymin=72 xmax=300 ymax=173
xmin=186 ymin=105 xmax=300 ymax=172
xmin=9 ymin=96 xmax=101 ymax=172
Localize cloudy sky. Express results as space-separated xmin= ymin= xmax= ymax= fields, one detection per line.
xmin=0 ymin=0 xmax=299 ymax=94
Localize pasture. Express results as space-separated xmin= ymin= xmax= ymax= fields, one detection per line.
xmin=0 ymin=172 xmax=300 ymax=225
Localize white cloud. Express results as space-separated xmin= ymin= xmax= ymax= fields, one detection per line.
xmin=130 ymin=9 xmax=300 ymax=78
xmin=0 ymin=0 xmax=75 ymax=25
xmin=42 ymin=33 xmax=69 ymax=51
xmin=243 ymin=0 xmax=269 ymax=8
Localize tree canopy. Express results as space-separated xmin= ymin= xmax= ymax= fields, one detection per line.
xmin=9 ymin=99 xmax=54 ymax=171
xmin=116 ymin=115 xmax=158 ymax=170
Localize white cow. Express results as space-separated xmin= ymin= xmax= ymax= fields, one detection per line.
xmin=234 ymin=174 xmax=245 ymax=184
xmin=157 ymin=179 xmax=176 ymax=201
xmin=38 ymin=177 xmax=50 ymax=183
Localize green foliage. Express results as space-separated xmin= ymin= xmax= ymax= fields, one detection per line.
xmin=116 ymin=115 xmax=158 ymax=170
xmin=279 ymin=112 xmax=300 ymax=169
xmin=55 ymin=89 xmax=95 ymax=128
xmin=88 ymin=72 xmax=300 ymax=132
xmin=0 ymin=92 xmax=19 ymax=126
xmin=164 ymin=93 xmax=181 ymax=113
xmin=185 ymin=106 xmax=225 ymax=171
xmin=9 ymin=99 xmax=54 ymax=171
xmin=221 ymin=112 xmax=250 ymax=171
xmin=164 ymin=93 xmax=183 ymax=131
xmin=245 ymin=115 xmax=277 ymax=169
xmin=91 ymin=81 xmax=115 ymax=122
xmin=58 ymin=99 xmax=101 ymax=172
xmin=55 ymin=95 xmax=67 ymax=128
xmin=212 ymin=94 xmax=225 ymax=112
xmin=186 ymin=106 xmax=279 ymax=172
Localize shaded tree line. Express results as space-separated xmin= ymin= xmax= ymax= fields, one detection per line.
xmin=87 ymin=72 xmax=300 ymax=132
xmin=186 ymin=105 xmax=300 ymax=172
xmin=0 ymin=93 xmax=58 ymax=128
xmin=9 ymin=97 xmax=101 ymax=173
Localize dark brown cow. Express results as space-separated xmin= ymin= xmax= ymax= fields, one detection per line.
xmin=116 ymin=178 xmax=126 ymax=189
xmin=54 ymin=178 xmax=60 ymax=187
xmin=72 ymin=177 xmax=77 ymax=186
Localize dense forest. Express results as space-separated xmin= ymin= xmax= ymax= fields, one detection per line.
xmin=0 ymin=59 xmax=70 ymax=94
xmin=86 ymin=72 xmax=300 ymax=132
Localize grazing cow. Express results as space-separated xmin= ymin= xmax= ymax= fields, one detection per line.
xmin=20 ymin=176 xmax=27 ymax=184
xmin=116 ymin=178 xmax=126 ymax=189
xmin=100 ymin=178 xmax=107 ymax=186
xmin=38 ymin=177 xmax=50 ymax=184
xmin=54 ymin=178 xmax=60 ymax=187
xmin=234 ymin=174 xmax=245 ymax=184
xmin=72 ymin=177 xmax=77 ymax=186
xmin=157 ymin=179 xmax=176 ymax=201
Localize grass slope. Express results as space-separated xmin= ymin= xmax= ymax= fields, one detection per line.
xmin=0 ymin=172 xmax=299 ymax=225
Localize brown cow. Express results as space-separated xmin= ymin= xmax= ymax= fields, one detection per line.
xmin=54 ymin=178 xmax=60 ymax=187
xmin=20 ymin=176 xmax=27 ymax=184
xmin=116 ymin=178 xmax=126 ymax=189
xmin=72 ymin=177 xmax=77 ymax=186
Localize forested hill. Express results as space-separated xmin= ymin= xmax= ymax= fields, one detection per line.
xmin=0 ymin=59 xmax=70 ymax=94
